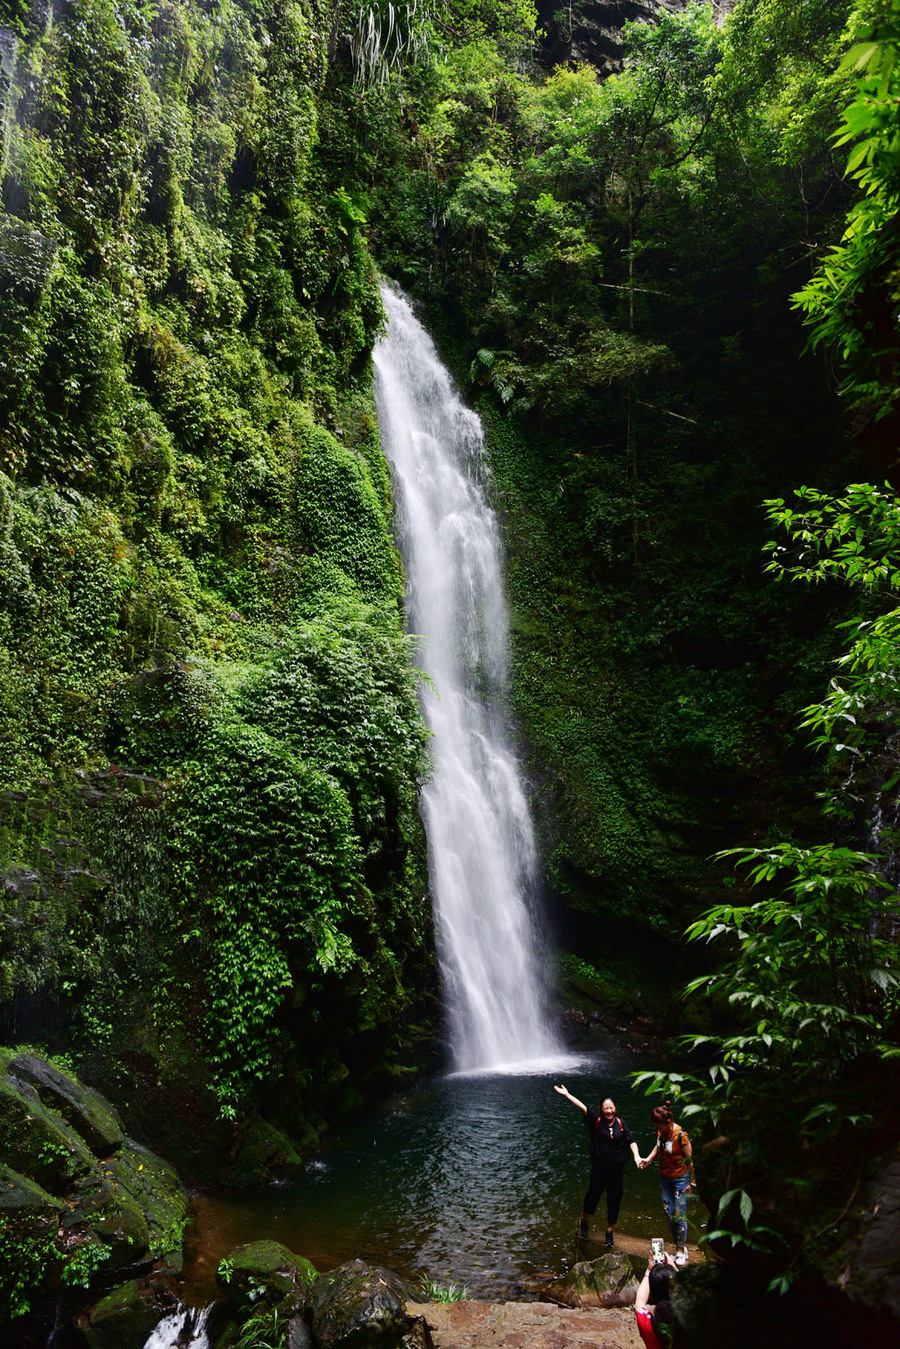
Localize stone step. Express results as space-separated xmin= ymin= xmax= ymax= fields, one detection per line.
xmin=407 ymin=1300 xmax=639 ymax=1349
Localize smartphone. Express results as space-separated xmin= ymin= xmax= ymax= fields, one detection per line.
xmin=651 ymin=1237 xmax=665 ymax=1262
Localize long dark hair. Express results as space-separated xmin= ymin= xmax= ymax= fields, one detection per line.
xmin=651 ymin=1299 xmax=677 ymax=1343
xmin=648 ymin=1264 xmax=672 ymax=1304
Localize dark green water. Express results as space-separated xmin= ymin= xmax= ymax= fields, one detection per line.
xmin=184 ymin=1049 xmax=689 ymax=1303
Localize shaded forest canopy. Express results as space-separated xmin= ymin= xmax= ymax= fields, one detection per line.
xmin=1 ymin=0 xmax=900 ymax=1337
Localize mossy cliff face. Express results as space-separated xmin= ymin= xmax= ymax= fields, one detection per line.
xmin=0 ymin=1050 xmax=189 ymax=1330
xmin=0 ymin=0 xmax=434 ymax=1170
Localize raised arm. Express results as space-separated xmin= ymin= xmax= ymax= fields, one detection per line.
xmin=636 ymin=1252 xmax=676 ymax=1309
xmin=553 ymin=1084 xmax=587 ymax=1115
xmin=634 ymin=1241 xmax=674 ymax=1305
xmin=635 ymin=1262 xmax=653 ymax=1313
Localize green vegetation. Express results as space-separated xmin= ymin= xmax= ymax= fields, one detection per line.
xmin=0 ymin=1211 xmax=59 ymax=1321
xmin=631 ymin=2 xmax=900 ymax=1299
xmin=2 ymin=0 xmax=900 ymax=1332
xmin=340 ymin=0 xmax=863 ymax=929
xmin=0 ymin=0 xmax=432 ymax=1163
xmin=334 ymin=0 xmax=900 ymax=1314
xmin=235 ymin=1307 xmax=287 ymax=1349
xmin=0 ymin=1051 xmax=189 ymax=1325
xmin=794 ymin=5 xmax=900 ymax=433
xmin=418 ymin=1277 xmax=469 ymax=1302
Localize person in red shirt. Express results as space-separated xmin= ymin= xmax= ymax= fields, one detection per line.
xmin=553 ymin=1083 xmax=642 ymax=1245
xmin=634 ymin=1251 xmax=678 ymax=1348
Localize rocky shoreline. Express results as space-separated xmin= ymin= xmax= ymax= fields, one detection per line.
xmin=5 ymin=1048 xmax=897 ymax=1349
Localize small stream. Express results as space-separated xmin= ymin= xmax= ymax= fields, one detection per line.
xmin=177 ymin=1049 xmax=670 ymax=1307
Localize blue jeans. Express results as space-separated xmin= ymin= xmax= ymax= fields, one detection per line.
xmin=660 ymin=1173 xmax=690 ymax=1245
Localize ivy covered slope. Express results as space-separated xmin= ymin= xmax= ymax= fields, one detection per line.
xmin=348 ymin=0 xmax=866 ymax=949
xmin=0 ymin=0 xmax=433 ymax=1177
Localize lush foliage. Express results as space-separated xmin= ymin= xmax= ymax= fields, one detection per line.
xmin=686 ymin=842 xmax=898 ymax=1077
xmin=0 ymin=1213 xmax=59 ymax=1321
xmin=2 ymin=3 xmax=898 ymax=1312
xmin=794 ymin=0 xmax=900 ymax=431
xmin=0 ymin=0 xmax=432 ymax=1154
xmin=633 ymin=8 xmax=900 ymax=1286
xmin=672 ymin=493 xmax=900 ymax=1139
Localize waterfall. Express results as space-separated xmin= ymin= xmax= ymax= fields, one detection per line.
xmin=374 ymin=283 xmax=561 ymax=1072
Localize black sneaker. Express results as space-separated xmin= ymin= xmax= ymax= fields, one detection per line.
xmin=579 ymin=1219 xmax=589 ymax=1238
xmin=605 ymin=1230 xmax=614 ymax=1248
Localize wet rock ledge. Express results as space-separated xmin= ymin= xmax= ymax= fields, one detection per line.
xmin=0 ymin=1050 xmax=189 ymax=1344
xmin=408 ymin=1301 xmax=637 ymax=1349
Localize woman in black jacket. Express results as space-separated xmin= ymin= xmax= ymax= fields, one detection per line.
xmin=554 ymin=1083 xmax=642 ymax=1245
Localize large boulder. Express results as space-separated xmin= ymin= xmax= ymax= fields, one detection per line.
xmin=222 ymin=1112 xmax=304 ymax=1187
xmin=7 ymin=1054 xmax=125 ymax=1156
xmin=57 ymin=1138 xmax=188 ymax=1276
xmin=0 ymin=1051 xmax=191 ymax=1325
xmin=107 ymin=1141 xmax=189 ymax=1268
xmin=0 ymin=1073 xmax=96 ymax=1193
xmin=63 ymin=1168 xmax=151 ymax=1270
xmin=545 ymin=1251 xmax=643 ymax=1308
xmin=309 ymin=1259 xmax=428 ymax=1349
xmin=217 ymin=1239 xmax=319 ymax=1319
xmin=0 ymin=1164 xmax=65 ymax=1222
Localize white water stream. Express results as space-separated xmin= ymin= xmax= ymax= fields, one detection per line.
xmin=142 ymin=1304 xmax=210 ymax=1349
xmin=374 ymin=284 xmax=562 ymax=1072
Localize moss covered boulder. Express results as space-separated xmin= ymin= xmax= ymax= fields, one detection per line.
xmin=0 ymin=1052 xmax=190 ymax=1329
xmin=309 ymin=1259 xmax=423 ymax=1349
xmin=222 ymin=1113 xmax=304 ymax=1188
xmin=546 ymin=1252 xmax=643 ymax=1308
xmin=7 ymin=1054 xmax=125 ymax=1156
xmin=217 ymin=1239 xmax=319 ymax=1319
xmin=63 ymin=1169 xmax=151 ymax=1270
xmin=0 ymin=1072 xmax=96 ymax=1193
xmin=106 ymin=1142 xmax=189 ymax=1268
